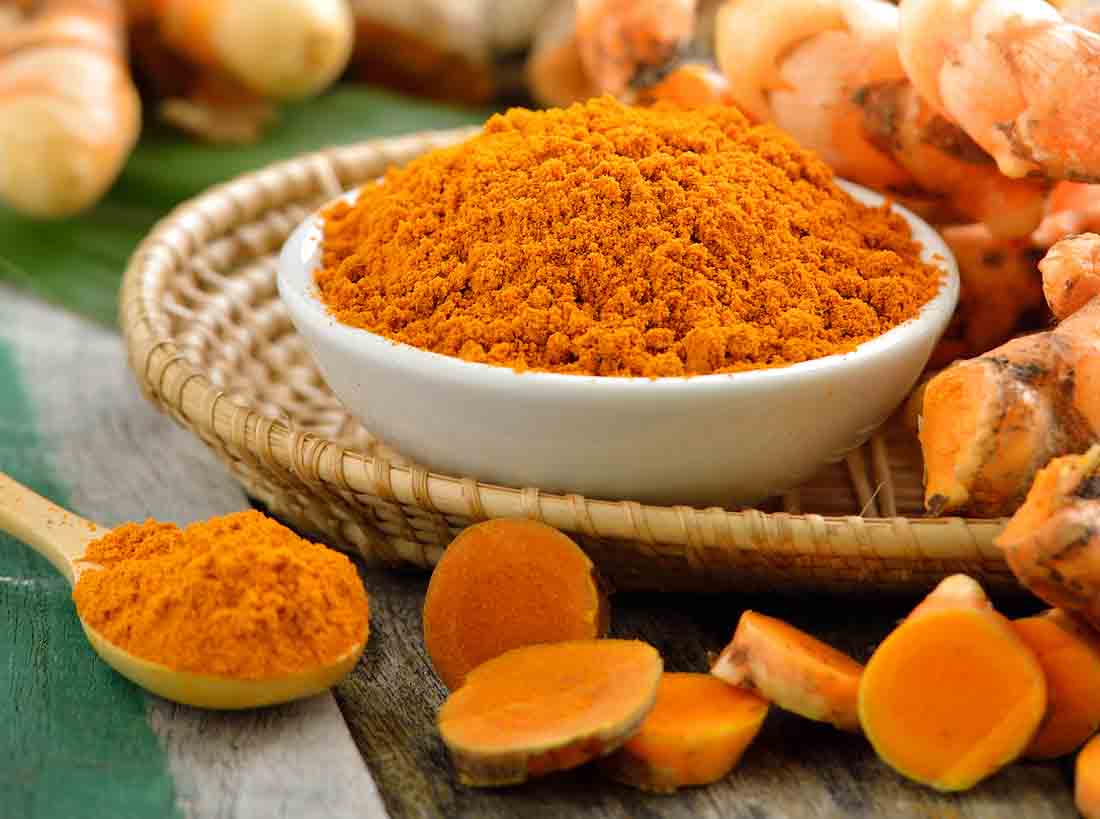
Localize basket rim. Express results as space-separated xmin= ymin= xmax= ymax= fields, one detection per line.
xmin=120 ymin=129 xmax=1009 ymax=560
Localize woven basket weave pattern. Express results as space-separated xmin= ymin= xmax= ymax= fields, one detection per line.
xmin=121 ymin=128 xmax=1011 ymax=594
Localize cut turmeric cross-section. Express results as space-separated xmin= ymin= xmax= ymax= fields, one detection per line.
xmin=711 ymin=610 xmax=863 ymax=731
xmin=1013 ymin=609 xmax=1100 ymax=760
xmin=600 ymin=672 xmax=768 ymax=792
xmin=423 ymin=518 xmax=609 ymax=690
xmin=437 ymin=639 xmax=663 ymax=787
xmin=858 ymin=575 xmax=1047 ymax=791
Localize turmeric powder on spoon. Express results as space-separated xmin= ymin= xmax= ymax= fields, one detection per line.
xmin=72 ymin=510 xmax=369 ymax=680
xmin=317 ymin=96 xmax=939 ymax=377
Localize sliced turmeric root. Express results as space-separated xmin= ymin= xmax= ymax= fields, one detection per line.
xmin=711 ymin=610 xmax=863 ymax=732
xmin=1012 ymin=609 xmax=1100 ymax=760
xmin=600 ymin=672 xmax=768 ymax=792
xmin=437 ymin=639 xmax=663 ymax=787
xmin=859 ymin=575 xmax=1048 ymax=791
xmin=1078 ymin=734 xmax=1100 ymax=819
xmin=997 ymin=446 xmax=1100 ymax=626
xmin=423 ymin=518 xmax=609 ymax=690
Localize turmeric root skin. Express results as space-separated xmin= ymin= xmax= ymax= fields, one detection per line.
xmin=1012 ymin=609 xmax=1100 ymax=760
xmin=423 ymin=519 xmax=609 ymax=690
xmin=600 ymin=673 xmax=768 ymax=792
xmin=711 ymin=611 xmax=863 ymax=732
xmin=920 ymin=295 xmax=1100 ymax=517
xmin=0 ymin=0 xmax=141 ymax=217
xmin=859 ymin=575 xmax=1047 ymax=791
xmin=437 ymin=639 xmax=663 ymax=787
xmin=997 ymin=446 xmax=1100 ymax=627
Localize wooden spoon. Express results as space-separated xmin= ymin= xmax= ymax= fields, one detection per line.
xmin=0 ymin=471 xmax=364 ymax=709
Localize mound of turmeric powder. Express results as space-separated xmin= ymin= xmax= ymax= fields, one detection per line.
xmin=72 ymin=510 xmax=370 ymax=679
xmin=317 ymin=97 xmax=940 ymax=376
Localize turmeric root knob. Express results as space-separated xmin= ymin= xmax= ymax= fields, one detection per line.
xmin=711 ymin=610 xmax=863 ymax=732
xmin=1012 ymin=609 xmax=1100 ymax=760
xmin=437 ymin=639 xmax=663 ymax=787
xmin=997 ymin=446 xmax=1100 ymax=626
xmin=858 ymin=575 xmax=1047 ymax=792
xmin=600 ymin=673 xmax=768 ymax=792
xmin=920 ymin=233 xmax=1100 ymax=516
xmin=423 ymin=519 xmax=609 ymax=690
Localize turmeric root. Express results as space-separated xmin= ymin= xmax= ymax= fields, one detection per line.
xmin=599 ymin=672 xmax=768 ymax=792
xmin=997 ymin=447 xmax=1100 ymax=627
xmin=131 ymin=0 xmax=353 ymax=100
xmin=1039 ymin=232 xmax=1100 ymax=322
xmin=1079 ymin=734 xmax=1100 ymax=819
xmin=858 ymin=575 xmax=1047 ymax=791
xmin=0 ymin=0 xmax=141 ymax=217
xmin=713 ymin=0 xmax=1047 ymax=239
xmin=422 ymin=519 xmax=609 ymax=690
xmin=1012 ymin=609 xmax=1100 ymax=759
xmin=897 ymin=0 xmax=1100 ymax=181
xmin=437 ymin=639 xmax=663 ymax=787
xmin=929 ymin=223 xmax=1045 ymax=366
xmin=526 ymin=0 xmax=601 ymax=107
xmin=711 ymin=610 xmax=863 ymax=732
xmin=1033 ymin=183 xmax=1100 ymax=248
xmin=575 ymin=0 xmax=697 ymax=97
xmin=350 ymin=0 xmax=555 ymax=104
xmin=919 ymin=234 xmax=1100 ymax=516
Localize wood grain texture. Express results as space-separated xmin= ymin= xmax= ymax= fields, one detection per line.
xmin=336 ymin=568 xmax=1078 ymax=819
xmin=3 ymin=288 xmax=386 ymax=819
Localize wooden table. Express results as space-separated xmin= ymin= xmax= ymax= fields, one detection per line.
xmin=0 ymin=285 xmax=1081 ymax=818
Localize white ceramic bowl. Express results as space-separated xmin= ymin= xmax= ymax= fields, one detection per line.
xmin=278 ymin=180 xmax=958 ymax=508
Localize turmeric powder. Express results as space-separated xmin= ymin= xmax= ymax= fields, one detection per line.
xmin=317 ymin=97 xmax=940 ymax=377
xmin=72 ymin=510 xmax=370 ymax=679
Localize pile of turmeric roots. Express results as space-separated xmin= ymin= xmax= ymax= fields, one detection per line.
xmin=420 ymin=518 xmax=1100 ymax=815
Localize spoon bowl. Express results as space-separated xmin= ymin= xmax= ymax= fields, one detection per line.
xmin=0 ymin=471 xmax=366 ymax=710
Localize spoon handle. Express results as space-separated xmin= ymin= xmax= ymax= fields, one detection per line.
xmin=0 ymin=471 xmax=100 ymax=585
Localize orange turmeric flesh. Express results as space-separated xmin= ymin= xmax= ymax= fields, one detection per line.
xmin=859 ymin=575 xmax=1047 ymax=792
xmin=998 ymin=446 xmax=1100 ymax=627
xmin=600 ymin=672 xmax=768 ymax=792
xmin=422 ymin=519 xmax=609 ymax=690
xmin=711 ymin=611 xmax=863 ymax=732
xmin=1078 ymin=734 xmax=1100 ymax=819
xmin=437 ymin=639 xmax=663 ymax=787
xmin=1013 ymin=609 xmax=1100 ymax=760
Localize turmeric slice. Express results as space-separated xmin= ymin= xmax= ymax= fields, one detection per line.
xmin=1078 ymin=734 xmax=1100 ymax=819
xmin=711 ymin=610 xmax=863 ymax=732
xmin=437 ymin=639 xmax=663 ymax=787
xmin=600 ymin=672 xmax=768 ymax=792
xmin=422 ymin=519 xmax=609 ymax=690
xmin=1012 ymin=609 xmax=1100 ymax=760
xmin=859 ymin=575 xmax=1048 ymax=791
xmin=919 ymin=234 xmax=1100 ymax=516
xmin=997 ymin=447 xmax=1100 ymax=627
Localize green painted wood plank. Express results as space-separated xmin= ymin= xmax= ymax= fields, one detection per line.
xmin=0 ymin=86 xmax=491 ymax=327
xmin=0 ymin=339 xmax=180 ymax=819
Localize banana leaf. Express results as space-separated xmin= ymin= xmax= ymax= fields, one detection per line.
xmin=0 ymin=86 xmax=491 ymax=326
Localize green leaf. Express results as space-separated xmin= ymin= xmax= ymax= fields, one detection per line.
xmin=0 ymin=86 xmax=492 ymax=326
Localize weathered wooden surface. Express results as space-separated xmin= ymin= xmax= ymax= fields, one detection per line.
xmin=1 ymin=288 xmax=386 ymax=819
xmin=337 ymin=570 xmax=1077 ymax=819
xmin=1 ymin=284 xmax=1085 ymax=818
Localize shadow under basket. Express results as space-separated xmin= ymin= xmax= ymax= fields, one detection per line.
xmin=120 ymin=127 xmax=1009 ymax=596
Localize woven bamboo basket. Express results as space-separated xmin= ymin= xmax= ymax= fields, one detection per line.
xmin=120 ymin=127 xmax=1012 ymax=595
